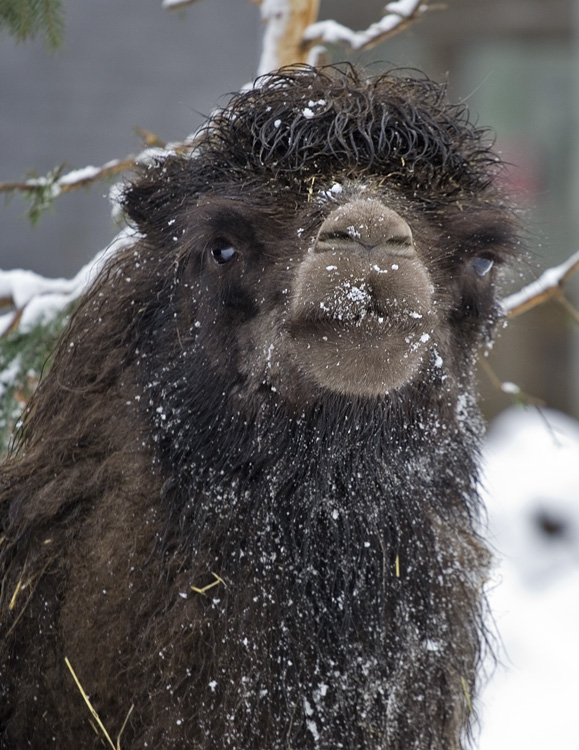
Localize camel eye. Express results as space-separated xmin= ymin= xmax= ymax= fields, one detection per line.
xmin=471 ymin=256 xmax=494 ymax=278
xmin=211 ymin=244 xmax=237 ymax=265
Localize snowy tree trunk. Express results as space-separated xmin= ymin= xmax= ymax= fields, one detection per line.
xmin=257 ymin=0 xmax=321 ymax=75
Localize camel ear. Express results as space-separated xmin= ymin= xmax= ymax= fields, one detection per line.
xmin=121 ymin=156 xmax=193 ymax=245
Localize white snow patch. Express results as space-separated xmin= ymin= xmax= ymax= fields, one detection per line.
xmin=0 ymin=227 xmax=140 ymax=336
xmin=306 ymin=720 xmax=320 ymax=741
xmin=162 ymin=0 xmax=191 ymax=8
xmin=480 ymin=407 xmax=579 ymax=750
xmin=501 ymin=249 xmax=579 ymax=315
xmin=0 ymin=356 xmax=22 ymax=398
xmin=303 ymin=0 xmax=422 ymax=50
xmin=59 ymin=165 xmax=102 ymax=186
xmin=322 ymin=183 xmax=344 ymax=199
xmin=500 ymin=381 xmax=521 ymax=395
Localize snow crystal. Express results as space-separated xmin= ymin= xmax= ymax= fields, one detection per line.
xmin=322 ymin=183 xmax=343 ymax=199
xmin=347 ymin=285 xmax=371 ymax=304
xmin=306 ymin=720 xmax=320 ymax=741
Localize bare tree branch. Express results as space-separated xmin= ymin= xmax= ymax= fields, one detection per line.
xmin=0 ymin=136 xmax=191 ymax=222
xmin=0 ymin=159 xmax=133 ymax=197
xmin=501 ymin=249 xmax=579 ymax=319
xmin=478 ymin=357 xmax=546 ymax=408
xmin=302 ymin=0 xmax=428 ymax=53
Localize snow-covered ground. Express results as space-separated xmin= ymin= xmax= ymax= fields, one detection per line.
xmin=479 ymin=407 xmax=579 ymax=750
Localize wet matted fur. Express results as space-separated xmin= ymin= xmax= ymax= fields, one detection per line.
xmin=0 ymin=66 xmax=519 ymax=749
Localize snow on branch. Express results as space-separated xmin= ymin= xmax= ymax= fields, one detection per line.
xmin=162 ymin=0 xmax=203 ymax=9
xmin=0 ymin=134 xmax=191 ymax=224
xmin=0 ymin=229 xmax=139 ymax=337
xmin=258 ymin=0 xmax=322 ymax=75
xmin=302 ymin=0 xmax=428 ymax=53
xmin=501 ymin=249 xmax=579 ymax=321
xmin=0 ymin=159 xmax=132 ymax=198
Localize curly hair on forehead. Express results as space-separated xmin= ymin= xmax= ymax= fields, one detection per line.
xmin=195 ymin=65 xmax=499 ymax=190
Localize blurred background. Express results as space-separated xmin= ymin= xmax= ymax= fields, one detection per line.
xmin=1 ymin=2 xmax=579 ymax=747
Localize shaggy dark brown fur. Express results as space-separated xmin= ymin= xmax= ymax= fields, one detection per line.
xmin=0 ymin=66 xmax=519 ymax=749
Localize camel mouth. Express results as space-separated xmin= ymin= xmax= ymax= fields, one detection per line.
xmin=288 ymin=308 xmax=429 ymax=342
xmin=288 ymin=278 xmax=433 ymax=338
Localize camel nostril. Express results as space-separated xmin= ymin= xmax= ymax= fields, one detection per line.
xmin=315 ymin=199 xmax=413 ymax=254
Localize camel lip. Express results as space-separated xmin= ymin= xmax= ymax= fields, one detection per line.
xmin=287 ymin=307 xmax=429 ymax=338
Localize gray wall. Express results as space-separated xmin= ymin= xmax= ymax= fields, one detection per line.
xmin=1 ymin=0 xmax=262 ymax=276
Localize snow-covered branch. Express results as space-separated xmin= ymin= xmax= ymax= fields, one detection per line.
xmin=162 ymin=0 xmax=201 ymax=9
xmin=0 ymin=159 xmax=133 ymax=198
xmin=501 ymin=249 xmax=579 ymax=320
xmin=0 ymin=135 xmax=192 ymax=223
xmin=302 ymin=0 xmax=428 ymax=53
xmin=258 ymin=0 xmax=321 ymax=75
xmin=0 ymin=229 xmax=138 ymax=337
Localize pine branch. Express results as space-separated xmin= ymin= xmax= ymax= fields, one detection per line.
xmin=0 ymin=0 xmax=64 ymax=49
